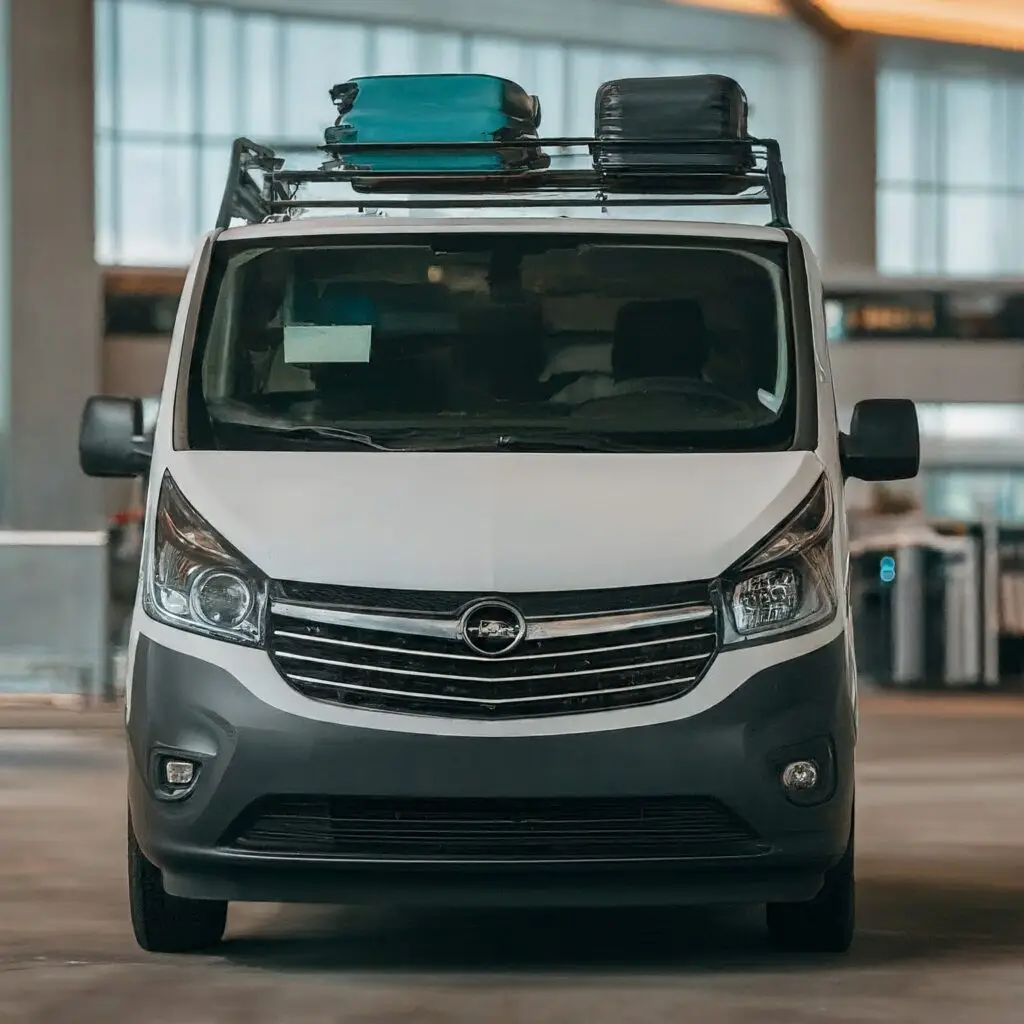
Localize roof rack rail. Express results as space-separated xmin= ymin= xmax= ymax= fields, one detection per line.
xmin=215 ymin=135 xmax=791 ymax=231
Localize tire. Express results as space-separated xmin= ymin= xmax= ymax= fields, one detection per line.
xmin=128 ymin=813 xmax=227 ymax=953
xmin=766 ymin=818 xmax=855 ymax=954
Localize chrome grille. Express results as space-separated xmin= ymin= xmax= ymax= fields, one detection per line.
xmin=267 ymin=583 xmax=719 ymax=719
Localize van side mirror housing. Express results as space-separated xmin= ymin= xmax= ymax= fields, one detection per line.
xmin=840 ymin=398 xmax=920 ymax=482
xmin=79 ymin=396 xmax=153 ymax=478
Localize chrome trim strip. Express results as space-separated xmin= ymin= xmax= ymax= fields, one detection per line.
xmin=271 ymin=628 xmax=716 ymax=664
xmin=275 ymin=648 xmax=710 ymax=683
xmin=529 ymin=605 xmax=713 ymax=640
xmin=527 ymin=602 xmax=701 ymax=623
xmin=271 ymin=600 xmax=715 ymax=641
xmin=272 ymin=602 xmax=459 ymax=641
xmin=284 ymin=672 xmax=698 ymax=706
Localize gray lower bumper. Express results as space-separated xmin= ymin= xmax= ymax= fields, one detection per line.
xmin=127 ymin=632 xmax=855 ymax=907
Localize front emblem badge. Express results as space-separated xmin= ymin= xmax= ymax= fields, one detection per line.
xmin=459 ymin=600 xmax=527 ymax=657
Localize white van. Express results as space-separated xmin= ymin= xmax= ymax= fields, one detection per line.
xmin=79 ymin=94 xmax=920 ymax=957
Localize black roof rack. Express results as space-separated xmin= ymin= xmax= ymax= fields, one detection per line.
xmin=215 ymin=135 xmax=791 ymax=231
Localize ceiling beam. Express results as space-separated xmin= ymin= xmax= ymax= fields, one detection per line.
xmin=780 ymin=0 xmax=852 ymax=45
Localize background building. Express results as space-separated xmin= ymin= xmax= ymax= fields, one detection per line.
xmin=1 ymin=0 xmax=1023 ymax=690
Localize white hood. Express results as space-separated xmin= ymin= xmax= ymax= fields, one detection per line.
xmin=164 ymin=450 xmax=826 ymax=592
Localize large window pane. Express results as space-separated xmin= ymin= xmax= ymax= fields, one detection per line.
xmin=282 ymin=20 xmax=368 ymax=141
xmin=375 ymin=25 xmax=417 ymax=76
xmin=531 ymin=44 xmax=568 ymax=138
xmin=564 ymin=48 xmax=608 ymax=137
xmin=116 ymin=0 xmax=175 ymax=134
xmin=95 ymin=137 xmax=117 ymax=264
xmin=95 ymin=0 xmax=116 ymax=133
xmin=877 ymin=69 xmax=916 ymax=184
xmin=240 ymin=14 xmax=280 ymax=139
xmin=943 ymin=77 xmax=998 ymax=188
xmin=200 ymin=144 xmax=230 ymax=235
xmin=1010 ymin=196 xmax=1024 ymax=272
xmin=993 ymin=191 xmax=1018 ymax=273
xmin=164 ymin=4 xmax=196 ymax=135
xmin=877 ymin=186 xmax=916 ymax=274
xmin=113 ymin=7 xmax=1024 ymax=276
xmin=199 ymin=7 xmax=239 ymax=138
xmin=989 ymin=79 xmax=1013 ymax=189
xmin=917 ymin=191 xmax=944 ymax=274
xmin=413 ymin=32 xmax=463 ymax=75
xmin=1011 ymin=83 xmax=1024 ymax=190
xmin=467 ymin=37 xmax=532 ymax=85
xmin=943 ymin=193 xmax=999 ymax=276
xmin=117 ymin=142 xmax=195 ymax=265
xmin=915 ymin=74 xmax=942 ymax=187
xmin=117 ymin=142 xmax=166 ymax=262
xmin=650 ymin=54 xmax=706 ymax=77
xmin=602 ymin=50 xmax=657 ymax=81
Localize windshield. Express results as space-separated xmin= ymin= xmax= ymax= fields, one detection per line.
xmin=186 ymin=232 xmax=797 ymax=453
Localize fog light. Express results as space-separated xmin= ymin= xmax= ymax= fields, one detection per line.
xmin=781 ymin=759 xmax=819 ymax=792
xmin=164 ymin=759 xmax=195 ymax=787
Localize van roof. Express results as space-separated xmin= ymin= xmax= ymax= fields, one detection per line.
xmin=217 ymin=216 xmax=791 ymax=245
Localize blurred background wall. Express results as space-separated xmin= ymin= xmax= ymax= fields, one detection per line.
xmin=2 ymin=0 xmax=1024 ymax=694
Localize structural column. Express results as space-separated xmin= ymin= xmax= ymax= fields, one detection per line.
xmin=1 ymin=0 xmax=102 ymax=529
xmin=819 ymin=32 xmax=878 ymax=273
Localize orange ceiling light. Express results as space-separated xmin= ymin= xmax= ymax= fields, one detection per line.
xmin=827 ymin=1 xmax=1024 ymax=51
xmin=668 ymin=0 xmax=785 ymax=15
xmin=668 ymin=0 xmax=1024 ymax=51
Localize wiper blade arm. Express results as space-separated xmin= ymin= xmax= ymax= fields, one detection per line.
xmin=281 ymin=425 xmax=396 ymax=450
xmin=216 ymin=420 xmax=399 ymax=451
xmin=490 ymin=433 xmax=654 ymax=453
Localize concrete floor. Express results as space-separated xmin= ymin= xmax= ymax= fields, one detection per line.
xmin=1 ymin=698 xmax=1023 ymax=1023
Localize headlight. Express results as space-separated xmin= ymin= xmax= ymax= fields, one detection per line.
xmin=718 ymin=475 xmax=836 ymax=646
xmin=142 ymin=472 xmax=267 ymax=645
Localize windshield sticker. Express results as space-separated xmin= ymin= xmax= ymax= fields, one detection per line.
xmin=283 ymin=324 xmax=373 ymax=364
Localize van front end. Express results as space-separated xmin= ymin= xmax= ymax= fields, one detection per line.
xmin=126 ymin=565 xmax=855 ymax=914
xmin=124 ymin=453 xmax=855 ymax=926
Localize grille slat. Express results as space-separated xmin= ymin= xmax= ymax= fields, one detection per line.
xmin=286 ymin=671 xmax=699 ymax=706
xmin=268 ymin=582 xmax=719 ymax=718
xmin=226 ymin=796 xmax=765 ymax=861
xmin=276 ymin=648 xmax=710 ymax=684
xmin=272 ymin=580 xmax=710 ymax=619
xmin=272 ymin=626 xmax=716 ymax=664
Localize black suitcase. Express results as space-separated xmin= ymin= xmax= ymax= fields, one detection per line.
xmin=594 ymin=75 xmax=754 ymax=176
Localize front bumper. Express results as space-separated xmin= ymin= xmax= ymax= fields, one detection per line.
xmin=127 ymin=631 xmax=855 ymax=907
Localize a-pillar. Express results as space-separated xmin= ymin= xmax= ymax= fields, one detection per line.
xmin=819 ymin=32 xmax=878 ymax=274
xmin=0 ymin=0 xmax=102 ymax=530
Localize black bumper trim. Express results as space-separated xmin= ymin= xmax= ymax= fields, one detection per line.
xmin=128 ymin=629 xmax=854 ymax=907
xmin=163 ymin=860 xmax=826 ymax=907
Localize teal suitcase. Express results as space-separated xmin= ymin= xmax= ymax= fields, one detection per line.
xmin=324 ymin=74 xmax=546 ymax=174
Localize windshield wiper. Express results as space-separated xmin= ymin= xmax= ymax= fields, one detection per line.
xmin=212 ymin=419 xmax=690 ymax=454
xmin=214 ymin=421 xmax=401 ymax=451
xmin=479 ymin=432 xmax=670 ymax=453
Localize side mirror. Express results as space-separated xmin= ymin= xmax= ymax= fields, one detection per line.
xmin=79 ymin=396 xmax=153 ymax=478
xmin=840 ymin=398 xmax=920 ymax=482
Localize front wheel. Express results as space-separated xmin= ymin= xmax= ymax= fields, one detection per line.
xmin=766 ymin=818 xmax=855 ymax=954
xmin=128 ymin=813 xmax=228 ymax=953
